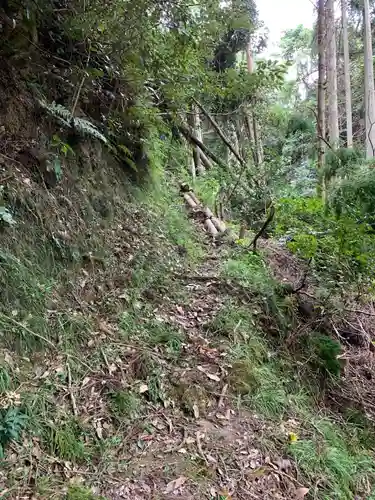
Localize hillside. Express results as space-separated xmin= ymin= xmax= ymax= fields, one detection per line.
xmin=1 ymin=1 xmax=375 ymax=499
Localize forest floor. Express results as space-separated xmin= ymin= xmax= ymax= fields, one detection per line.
xmin=103 ymin=242 xmax=307 ymax=500
xmin=1 ymin=72 xmax=374 ymax=495
xmin=1 ymin=163 xmax=375 ymax=499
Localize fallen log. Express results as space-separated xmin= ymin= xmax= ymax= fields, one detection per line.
xmin=189 ymin=191 xmax=200 ymax=205
xmin=211 ymin=216 xmax=226 ymax=233
xmin=203 ymin=207 xmax=214 ymax=218
xmin=204 ymin=218 xmax=218 ymax=236
xmin=182 ymin=188 xmax=227 ymax=234
xmin=183 ymin=193 xmax=198 ymax=209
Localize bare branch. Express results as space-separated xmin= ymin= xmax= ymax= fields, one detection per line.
xmin=193 ymin=98 xmax=246 ymax=167
xmin=249 ymin=205 xmax=275 ymax=252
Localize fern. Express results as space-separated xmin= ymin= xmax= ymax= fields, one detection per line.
xmin=0 ymin=407 xmax=28 ymax=457
xmin=38 ymin=100 xmax=108 ymax=144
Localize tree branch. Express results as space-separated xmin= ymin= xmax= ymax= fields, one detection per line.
xmin=249 ymin=205 xmax=275 ymax=252
xmin=193 ymin=98 xmax=246 ymax=166
xmin=178 ymin=122 xmax=226 ymax=169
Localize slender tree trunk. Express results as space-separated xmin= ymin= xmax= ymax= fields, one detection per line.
xmin=246 ymin=42 xmax=254 ymax=74
xmin=191 ymin=105 xmax=205 ymax=175
xmin=326 ymin=0 xmax=339 ymax=146
xmin=364 ymin=0 xmax=375 ymax=158
xmin=252 ymin=112 xmax=263 ymax=164
xmin=341 ymin=0 xmax=353 ymax=148
xmin=317 ymin=0 xmax=326 ymax=169
xmin=245 ymin=112 xmax=258 ymax=165
xmin=246 ymin=42 xmax=263 ymax=165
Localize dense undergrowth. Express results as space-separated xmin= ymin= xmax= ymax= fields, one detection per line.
xmin=2 ymin=142 xmax=375 ymax=498
xmin=1 ymin=1 xmax=375 ymax=498
xmin=218 ymin=249 xmax=375 ymax=499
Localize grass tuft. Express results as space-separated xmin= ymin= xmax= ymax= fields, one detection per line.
xmin=109 ymin=390 xmax=142 ymax=420
xmin=290 ymin=418 xmax=375 ymax=498
xmin=48 ymin=419 xmax=89 ymax=462
xmin=66 ymin=485 xmax=107 ymax=500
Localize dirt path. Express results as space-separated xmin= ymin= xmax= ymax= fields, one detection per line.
xmin=104 ymin=250 xmax=299 ymax=500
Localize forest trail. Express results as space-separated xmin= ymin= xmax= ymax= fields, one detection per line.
xmin=2 ymin=0 xmax=375 ymax=497
xmin=105 ymin=244 xmax=301 ymax=500
xmin=100 ymin=195 xmax=311 ymax=500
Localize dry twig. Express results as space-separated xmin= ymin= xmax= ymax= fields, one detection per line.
xmin=196 ymin=431 xmax=208 ymax=465
xmin=67 ymin=362 xmax=78 ymax=417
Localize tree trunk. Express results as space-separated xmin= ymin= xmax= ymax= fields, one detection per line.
xmin=326 ymin=0 xmax=339 ymax=147
xmin=364 ymin=0 xmax=375 ymax=158
xmin=252 ymin=112 xmax=263 ymax=164
xmin=192 ymin=104 xmax=205 ymax=174
xmin=317 ymin=0 xmax=326 ymax=169
xmin=246 ymin=42 xmax=263 ymax=165
xmin=341 ymin=0 xmax=353 ymax=148
xmin=189 ymin=106 xmax=205 ymax=175
xmin=245 ymin=112 xmax=258 ymax=165
xmin=194 ymin=99 xmax=246 ymax=167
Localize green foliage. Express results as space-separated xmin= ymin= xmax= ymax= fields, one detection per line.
xmin=38 ymin=100 xmax=108 ymax=144
xmin=66 ymin=485 xmax=106 ymax=500
xmin=120 ymin=309 xmax=184 ymax=360
xmin=223 ymin=301 xmax=374 ymax=498
xmin=309 ymin=334 xmax=343 ymax=377
xmin=0 ymin=205 xmax=15 ymax=226
xmin=0 ymin=368 xmax=11 ymax=394
xmin=0 ymin=249 xmax=56 ymax=350
xmin=290 ymin=418 xmax=375 ymax=499
xmin=328 ymin=164 xmax=375 ymax=218
xmin=0 ymin=187 xmax=16 ymax=227
xmin=280 ymin=24 xmax=314 ymax=62
xmin=322 ymin=147 xmax=364 ymax=186
xmin=276 ymin=196 xmax=375 ymax=288
xmin=263 ymin=105 xmax=316 ymax=198
xmin=46 ymin=155 xmax=63 ymax=182
xmin=109 ymin=390 xmax=142 ymax=420
xmin=48 ymin=420 xmax=88 ymax=462
xmin=0 ymin=407 xmax=28 ymax=457
xmin=286 ymin=113 xmax=315 ymax=137
xmin=223 ymin=252 xmax=273 ymax=295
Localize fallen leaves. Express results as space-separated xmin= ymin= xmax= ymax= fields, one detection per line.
xmin=139 ymin=383 xmax=149 ymax=394
xmin=197 ymin=365 xmax=221 ymax=381
xmin=294 ymin=487 xmax=309 ymax=499
xmin=192 ymin=403 xmax=200 ymax=418
xmin=164 ymin=476 xmax=187 ymax=494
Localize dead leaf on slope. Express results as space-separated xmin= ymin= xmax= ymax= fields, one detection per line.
xmin=164 ymin=476 xmax=187 ymax=494
xmin=139 ymin=383 xmax=148 ymax=394
xmin=295 ymin=487 xmax=309 ymax=499
xmin=197 ymin=365 xmax=221 ymax=381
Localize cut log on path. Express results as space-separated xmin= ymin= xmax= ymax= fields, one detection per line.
xmin=181 ymin=187 xmax=229 ymax=237
xmin=189 ymin=191 xmax=200 ymax=205
xmin=204 ymin=218 xmax=218 ymax=236
xmin=183 ymin=193 xmax=198 ymax=209
xmin=211 ymin=217 xmax=226 ymax=233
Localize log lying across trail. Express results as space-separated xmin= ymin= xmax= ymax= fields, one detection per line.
xmin=181 ymin=187 xmax=228 ymax=237
xmin=181 ymin=184 xmax=276 ymax=252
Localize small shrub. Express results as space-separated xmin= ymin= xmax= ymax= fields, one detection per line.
xmin=48 ymin=420 xmax=88 ymax=462
xmin=0 ymin=368 xmax=11 ymax=394
xmin=310 ymin=334 xmax=342 ymax=377
xmin=0 ymin=407 xmax=28 ymax=457
xmin=66 ymin=485 xmax=106 ymax=500
xmin=109 ymin=390 xmax=141 ymax=420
